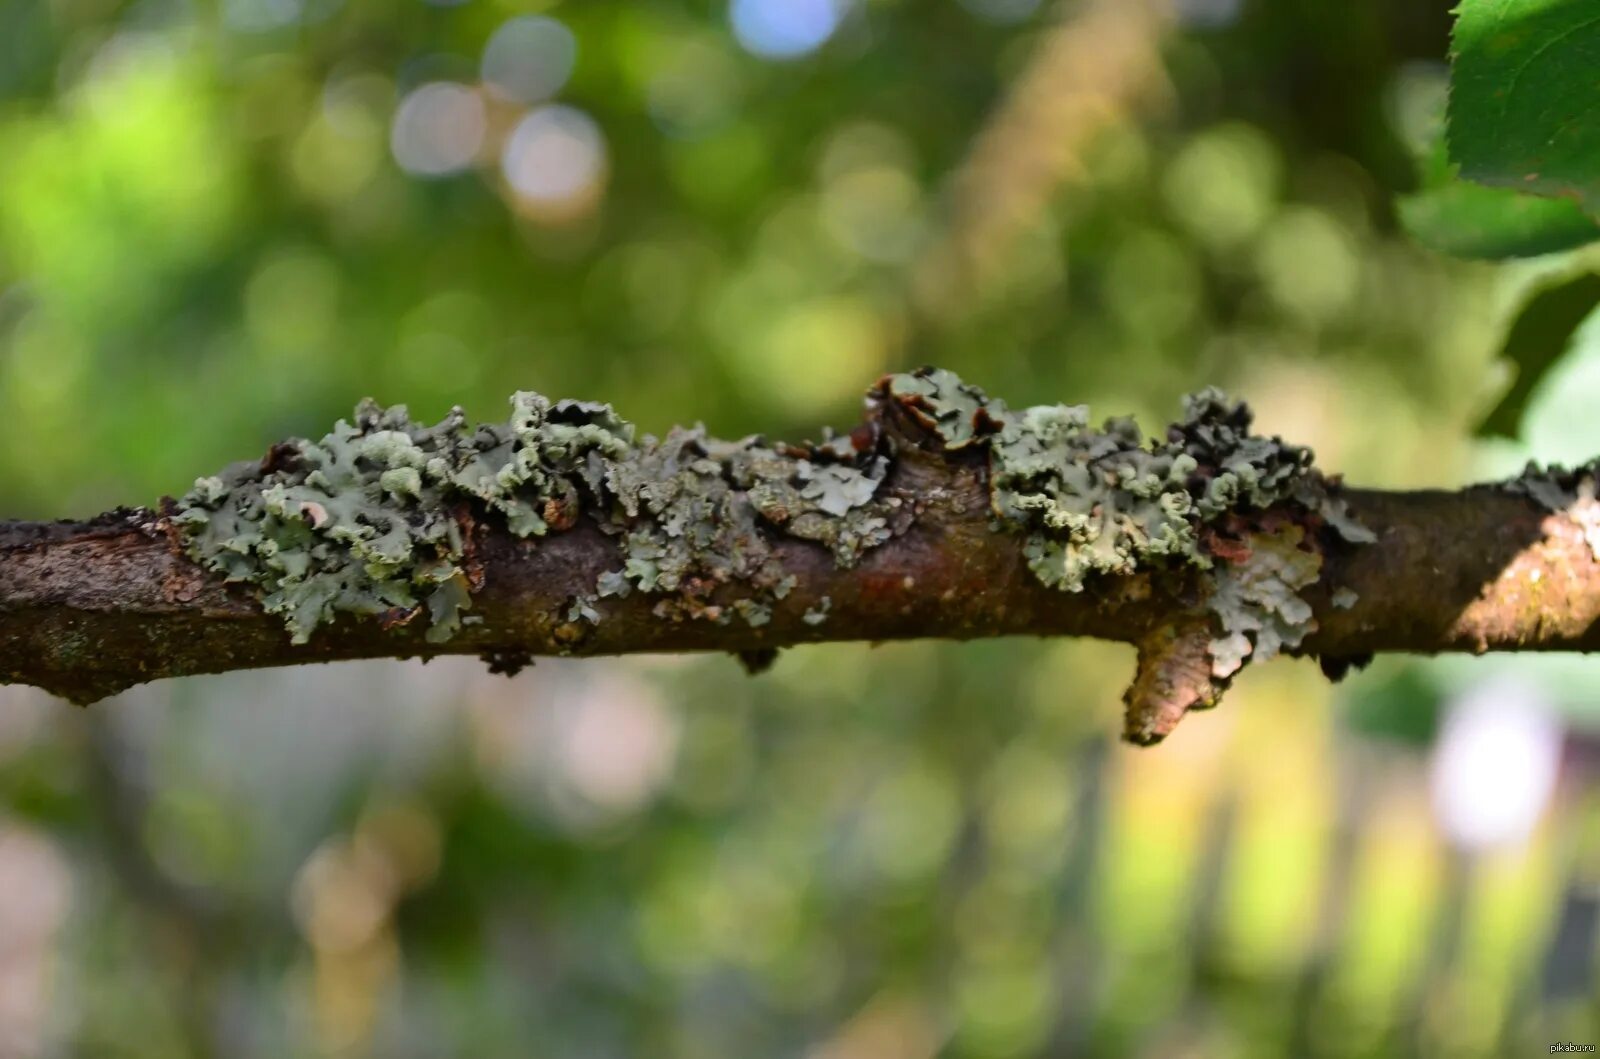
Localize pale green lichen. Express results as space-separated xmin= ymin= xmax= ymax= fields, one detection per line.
xmin=176 ymin=394 xmax=632 ymax=644
xmin=175 ymin=391 xmax=893 ymax=644
xmin=882 ymin=368 xmax=1373 ymax=593
xmin=1204 ymin=523 xmax=1322 ymax=679
xmin=881 ymin=367 xmax=1375 ymax=687
xmin=593 ymin=427 xmax=890 ymax=624
xmin=565 ymin=596 xmax=602 ymax=625
xmin=177 ymin=369 xmax=1371 ymax=671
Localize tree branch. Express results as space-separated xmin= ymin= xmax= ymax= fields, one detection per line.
xmin=3 ymin=370 xmax=1598 ymax=744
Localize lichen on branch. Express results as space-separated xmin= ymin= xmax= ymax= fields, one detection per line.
xmin=879 ymin=368 xmax=1373 ymax=580
xmin=164 ymin=367 xmax=1378 ymax=744
xmin=172 ymin=390 xmax=901 ymax=646
xmin=174 ymin=394 xmax=637 ymax=644
xmin=875 ymin=368 xmax=1375 ymax=741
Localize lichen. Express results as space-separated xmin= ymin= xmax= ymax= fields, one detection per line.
xmin=880 ymin=369 xmax=1373 ymax=596
xmin=175 ymin=368 xmax=1374 ymax=736
xmin=565 ymin=595 xmax=601 ymax=625
xmin=174 ymin=390 xmax=896 ymax=644
xmin=594 ymin=426 xmax=890 ymax=626
xmin=1203 ymin=522 xmax=1322 ymax=679
xmin=879 ymin=367 xmax=1376 ymax=737
xmin=175 ymin=395 xmax=632 ymax=644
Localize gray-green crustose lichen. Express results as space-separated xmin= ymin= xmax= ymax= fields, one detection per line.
xmin=174 ymin=390 xmax=896 ymax=644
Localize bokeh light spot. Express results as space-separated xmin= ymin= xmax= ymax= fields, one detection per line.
xmin=246 ymin=249 xmax=341 ymax=362
xmin=1163 ymin=123 xmax=1282 ymax=249
xmin=852 ymin=758 xmax=961 ymax=883
xmin=1104 ymin=229 xmax=1202 ymax=338
xmin=666 ymin=121 xmax=770 ymax=210
xmin=1431 ymin=678 xmax=1562 ymax=851
xmin=726 ymin=295 xmax=890 ymax=418
xmin=389 ymin=82 xmax=486 ymax=178
xmin=500 ymin=104 xmax=607 ymax=209
xmin=647 ymin=37 xmax=742 ymax=139
xmin=481 ymin=16 xmax=577 ymax=104
xmin=821 ymin=167 xmax=925 ymax=263
xmin=730 ymin=0 xmax=844 ymax=60
xmin=1255 ymin=206 xmax=1360 ymax=323
xmin=295 ymin=101 xmax=383 ymax=203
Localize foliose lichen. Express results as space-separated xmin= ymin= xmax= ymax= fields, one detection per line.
xmin=175 ymin=366 xmax=1372 ymax=718
xmin=594 ymin=426 xmax=885 ymax=624
xmin=879 ymin=367 xmax=1374 ymax=687
xmin=1203 ymin=522 xmax=1322 ymax=678
xmin=175 ymin=394 xmax=633 ymax=643
xmin=882 ymin=368 xmax=1371 ymax=579
xmin=174 ymin=391 xmax=895 ymax=644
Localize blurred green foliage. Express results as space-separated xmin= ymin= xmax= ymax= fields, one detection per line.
xmin=1 ymin=1 xmax=1599 ymax=1057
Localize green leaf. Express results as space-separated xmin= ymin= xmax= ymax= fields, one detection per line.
xmin=1477 ymin=270 xmax=1600 ymax=437
xmin=1448 ymin=0 xmax=1600 ymax=216
xmin=1399 ymin=181 xmax=1600 ymax=259
xmin=1401 ymin=116 xmax=1600 ymax=260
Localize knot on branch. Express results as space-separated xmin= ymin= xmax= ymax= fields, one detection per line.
xmin=1124 ymin=618 xmax=1223 ymax=745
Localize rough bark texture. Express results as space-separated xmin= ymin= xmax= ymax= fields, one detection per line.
xmin=3 ymin=372 xmax=1599 ymax=745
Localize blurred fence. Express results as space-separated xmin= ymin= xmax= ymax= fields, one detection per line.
xmin=0 ymin=645 xmax=1595 ymax=1058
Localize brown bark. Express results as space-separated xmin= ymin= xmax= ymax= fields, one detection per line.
xmin=4 ymin=461 xmax=1599 ymax=714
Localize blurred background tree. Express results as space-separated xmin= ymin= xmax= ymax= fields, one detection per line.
xmin=1 ymin=0 xmax=1599 ymax=1056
